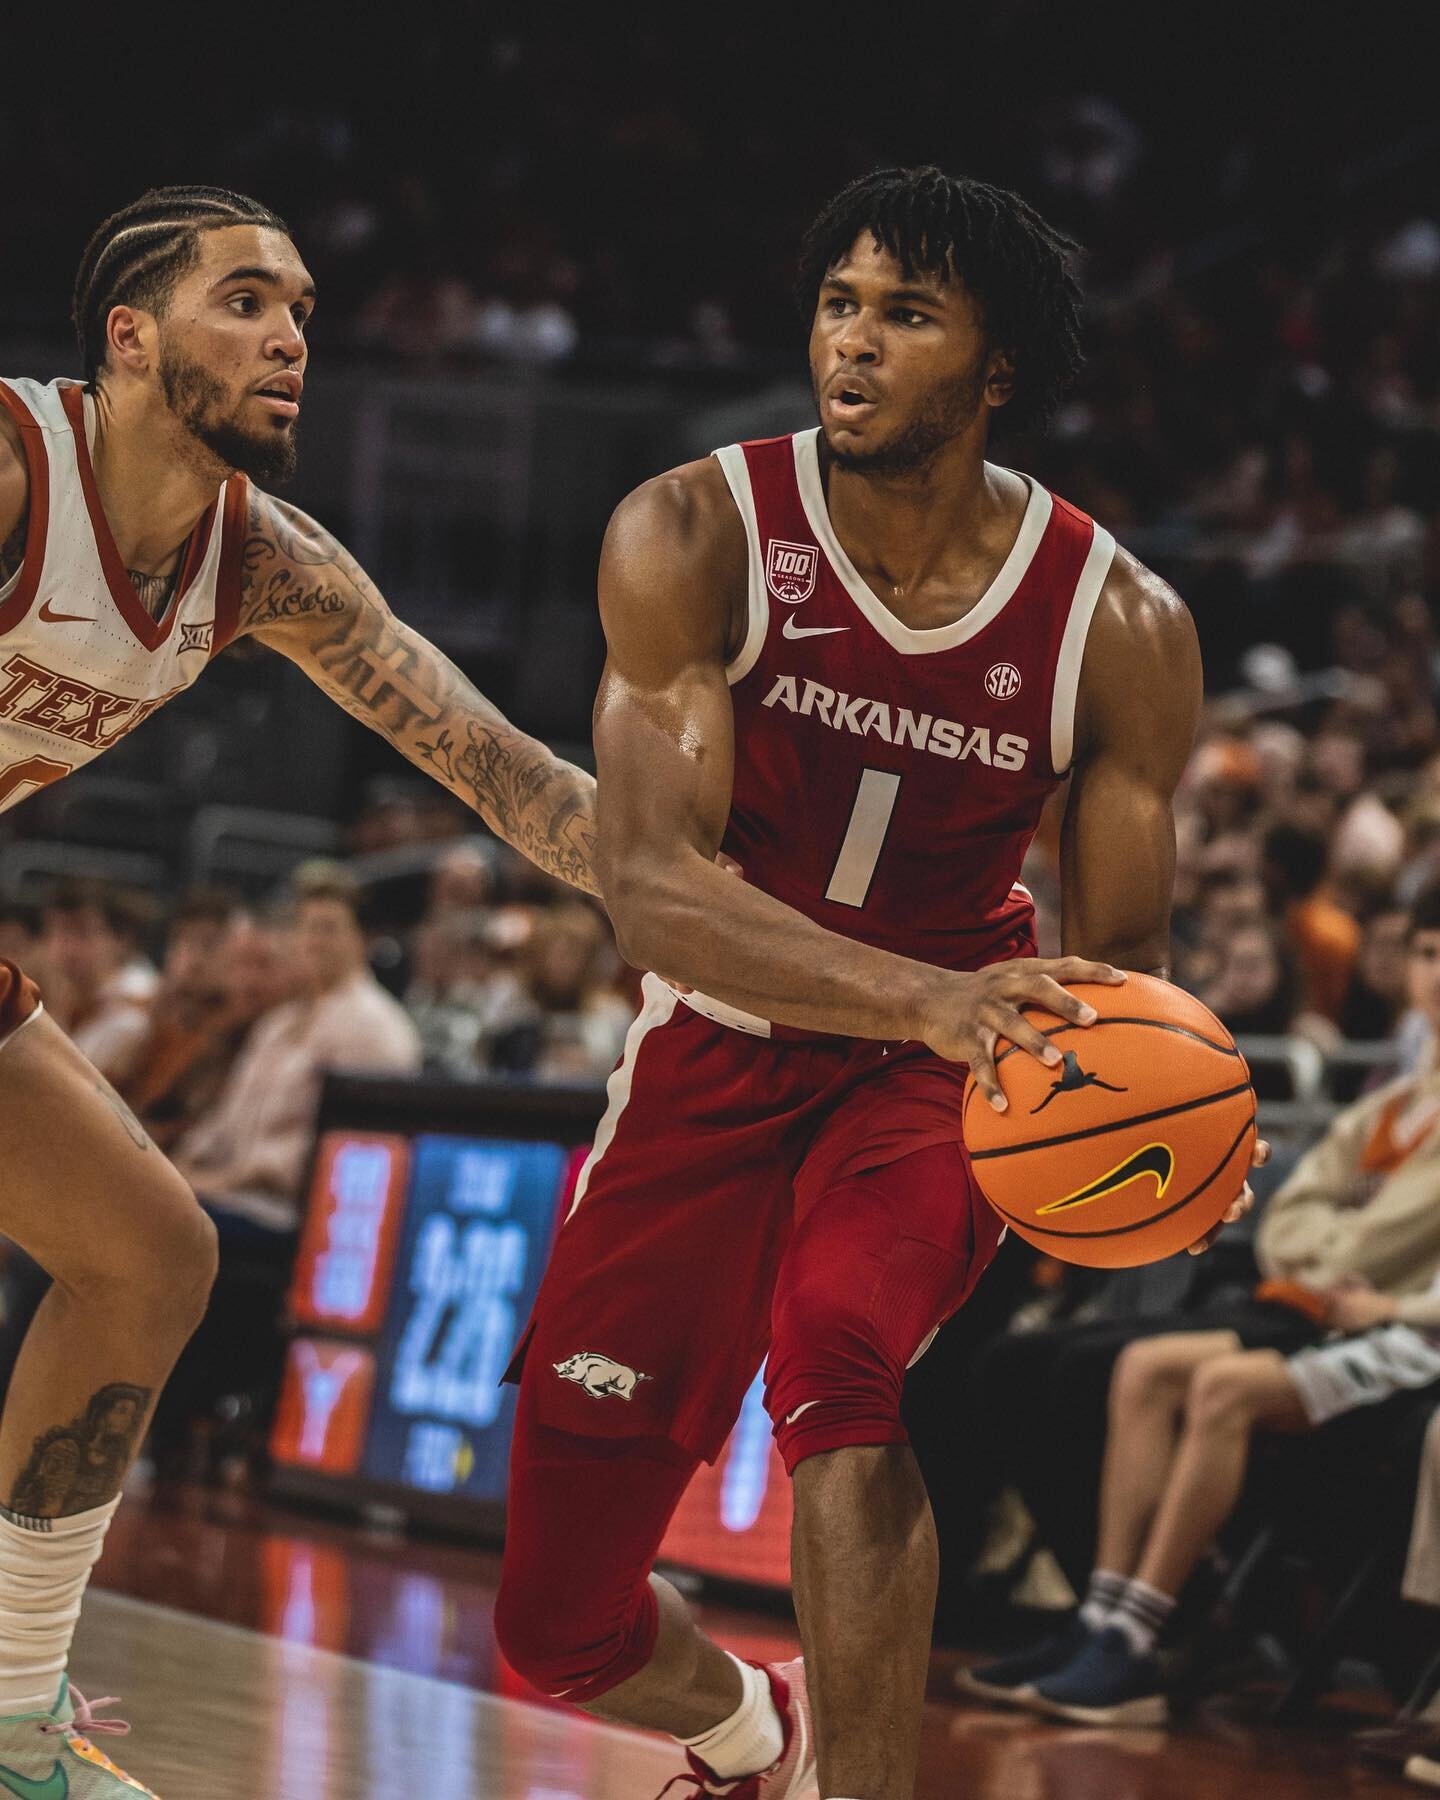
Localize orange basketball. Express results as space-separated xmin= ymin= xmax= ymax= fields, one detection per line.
xmin=962 ymin=972 xmax=1256 ymax=1269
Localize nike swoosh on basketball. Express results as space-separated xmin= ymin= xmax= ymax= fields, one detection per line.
xmin=37 ymin=601 xmax=93 ymax=626
xmin=782 ymin=615 xmax=848 ymax=639
xmin=1038 ymin=1142 xmax=1175 ymax=1216
xmin=0 ymin=1758 xmax=68 ymax=1800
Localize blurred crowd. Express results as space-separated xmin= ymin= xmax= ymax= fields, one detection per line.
xmin=0 ymin=849 xmax=632 ymax=1238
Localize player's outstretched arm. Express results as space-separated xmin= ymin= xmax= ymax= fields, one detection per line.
xmin=595 ymin=464 xmax=1119 ymax=1082
xmin=1062 ymin=549 xmax=1264 ymax=1245
xmin=238 ymin=490 xmax=599 ymax=895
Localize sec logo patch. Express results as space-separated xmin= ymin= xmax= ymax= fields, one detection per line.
xmin=985 ymin=662 xmax=1022 ymax=700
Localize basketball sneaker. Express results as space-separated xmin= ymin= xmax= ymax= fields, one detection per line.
xmin=1030 ymin=1625 xmax=1169 ymax=1726
xmin=653 ymin=1658 xmax=817 ymax=1798
xmin=0 ymin=1675 xmax=159 ymax=1797
xmin=954 ymin=1616 xmax=1096 ymax=1707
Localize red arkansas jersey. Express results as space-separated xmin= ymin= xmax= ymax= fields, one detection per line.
xmin=679 ymin=427 xmax=1115 ymax=1038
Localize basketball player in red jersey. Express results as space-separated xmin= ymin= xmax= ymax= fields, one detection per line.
xmin=0 ymin=187 xmax=597 ymax=1795
xmin=494 ymin=168 xmax=1259 ymax=1800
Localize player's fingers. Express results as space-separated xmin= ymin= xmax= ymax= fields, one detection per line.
xmin=714 ymin=852 xmax=744 ymax=879
xmin=1046 ymin=956 xmax=1125 ymax=988
xmin=994 ymin=1008 xmax=1061 ymax=1068
xmin=1022 ymin=974 xmax=1101 ymax=1028
xmin=1221 ymin=1184 xmax=1255 ymax=1225
xmin=970 ymin=1026 xmax=1007 ymax=1112
xmin=1251 ymin=1137 xmax=1271 ymax=1168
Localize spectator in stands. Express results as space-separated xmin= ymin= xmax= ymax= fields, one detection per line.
xmin=0 ymin=897 xmax=55 ymax=1003
xmin=405 ymin=906 xmax=523 ymax=1076
xmin=1262 ymin=822 xmax=1360 ymax=1021
xmin=960 ymin=884 xmax=1440 ymax=1725
xmin=39 ymin=878 xmax=158 ymax=1080
xmin=1197 ymin=917 xmax=1300 ymax=1044
xmin=171 ymin=867 xmax=422 ymax=1229
xmin=486 ymin=901 xmax=631 ymax=1080
xmin=155 ymin=870 xmax=421 ymax=1481
xmin=118 ymin=890 xmax=245 ymax=1148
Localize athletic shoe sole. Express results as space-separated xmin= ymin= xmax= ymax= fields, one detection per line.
xmin=1035 ymin=1691 xmax=1170 ymax=1728
xmin=952 ymin=1667 xmax=1044 ymax=1708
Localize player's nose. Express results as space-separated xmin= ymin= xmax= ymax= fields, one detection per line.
xmin=834 ymin=312 xmax=881 ymax=364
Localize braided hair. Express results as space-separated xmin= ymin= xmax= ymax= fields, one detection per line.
xmin=72 ymin=186 xmax=290 ymax=389
xmin=795 ymin=167 xmax=1084 ymax=436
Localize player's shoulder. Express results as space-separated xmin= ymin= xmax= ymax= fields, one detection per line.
xmin=604 ymin=456 xmax=746 ymax=581
xmin=0 ymin=403 xmax=27 ymax=547
xmin=1090 ymin=539 xmax=1199 ymax=670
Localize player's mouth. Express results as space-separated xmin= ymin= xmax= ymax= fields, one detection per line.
xmin=826 ymin=376 xmax=880 ymax=423
xmin=253 ymin=373 xmax=303 ymax=419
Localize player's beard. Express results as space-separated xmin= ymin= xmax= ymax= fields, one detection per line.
xmin=820 ymin=361 xmax=989 ymax=478
xmin=159 ymin=339 xmax=299 ymax=485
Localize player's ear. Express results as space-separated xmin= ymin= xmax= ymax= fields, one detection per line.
xmin=104 ymin=304 xmax=157 ymax=380
xmin=985 ymin=348 xmax=1016 ymax=410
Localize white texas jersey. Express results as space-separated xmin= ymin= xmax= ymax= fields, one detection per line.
xmin=0 ymin=377 xmax=246 ymax=814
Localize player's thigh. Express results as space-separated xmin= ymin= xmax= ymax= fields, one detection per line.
xmin=0 ymin=1011 xmax=212 ymax=1291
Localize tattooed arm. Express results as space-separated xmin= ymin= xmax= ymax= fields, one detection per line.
xmin=237 ymin=489 xmax=599 ymax=895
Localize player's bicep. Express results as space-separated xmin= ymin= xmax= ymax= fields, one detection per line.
xmin=592 ymin=480 xmax=740 ymax=879
xmin=1060 ymin=559 xmax=1201 ymax=972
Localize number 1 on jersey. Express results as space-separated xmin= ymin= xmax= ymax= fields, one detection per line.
xmin=826 ymin=768 xmax=901 ymax=908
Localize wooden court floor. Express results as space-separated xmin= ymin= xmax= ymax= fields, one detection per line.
xmin=72 ymin=1482 xmax=1424 ymax=1799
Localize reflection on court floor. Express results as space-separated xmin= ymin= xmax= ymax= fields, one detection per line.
xmin=73 ymin=1591 xmax=678 ymax=1800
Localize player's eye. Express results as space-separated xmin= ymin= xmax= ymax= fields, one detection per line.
xmin=824 ymin=296 xmax=852 ymax=315
xmin=291 ymin=305 xmax=312 ymax=327
xmin=228 ymin=293 xmax=258 ymax=315
xmin=893 ymin=307 xmax=930 ymax=326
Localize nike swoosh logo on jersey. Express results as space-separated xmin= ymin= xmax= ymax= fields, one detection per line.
xmin=782 ymin=616 xmax=849 ymax=639
xmin=37 ymin=601 xmax=93 ymax=626
xmin=0 ymin=1758 xmax=68 ymax=1800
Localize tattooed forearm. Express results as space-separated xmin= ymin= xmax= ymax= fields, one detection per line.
xmin=417 ymin=726 xmax=456 ymax=783
xmin=5 ymin=1381 xmax=154 ymax=1520
xmin=240 ymin=489 xmax=601 ymax=894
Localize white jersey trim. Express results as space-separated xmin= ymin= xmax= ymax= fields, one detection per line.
xmin=713 ymin=444 xmax=769 ymax=686
xmin=791 ymin=428 xmax=1053 ymax=656
xmin=564 ymin=974 xmax=680 ymax=1223
xmin=1049 ymin=524 xmax=1116 ymax=775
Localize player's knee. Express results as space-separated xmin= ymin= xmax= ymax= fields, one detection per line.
xmin=66 ymin=1177 xmax=218 ymax=1332
xmin=768 ymin=1291 xmax=904 ymax=1469
xmin=493 ymin=1567 xmax=656 ymax=1703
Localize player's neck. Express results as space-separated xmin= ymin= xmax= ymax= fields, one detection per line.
xmin=821 ymin=432 xmax=1019 ymax=598
xmin=87 ymin=383 xmax=228 ymax=575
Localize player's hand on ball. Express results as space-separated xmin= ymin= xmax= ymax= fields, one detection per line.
xmin=1186 ymin=1136 xmax=1268 ymax=1255
xmin=927 ymin=957 xmax=1126 ymax=1107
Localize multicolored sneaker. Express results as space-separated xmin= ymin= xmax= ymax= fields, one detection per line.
xmin=954 ymin=1617 xmax=1096 ymax=1708
xmin=654 ymin=1658 xmax=817 ymax=1798
xmin=0 ymin=1675 xmax=159 ymax=1797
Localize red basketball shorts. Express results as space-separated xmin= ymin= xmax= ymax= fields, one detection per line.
xmin=496 ymin=974 xmax=1006 ymax=1700
xmin=508 ymin=974 xmax=1005 ymax=1468
xmin=0 ymin=958 xmax=41 ymax=1051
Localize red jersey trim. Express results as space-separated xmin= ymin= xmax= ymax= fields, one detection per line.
xmin=58 ymin=384 xmax=219 ymax=655
xmin=210 ymin=473 xmax=249 ymax=656
xmin=0 ymin=379 xmax=51 ymax=636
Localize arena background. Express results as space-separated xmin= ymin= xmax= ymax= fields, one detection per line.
xmin=2 ymin=7 xmax=1439 ymax=1796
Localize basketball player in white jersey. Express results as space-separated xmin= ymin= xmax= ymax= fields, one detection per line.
xmin=0 ymin=186 xmax=599 ymax=1796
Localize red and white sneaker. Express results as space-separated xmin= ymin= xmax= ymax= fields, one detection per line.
xmin=653 ymin=1659 xmax=817 ymax=1798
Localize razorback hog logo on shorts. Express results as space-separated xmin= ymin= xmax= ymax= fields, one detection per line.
xmin=553 ymin=1351 xmax=652 ymax=1400
xmin=766 ymin=539 xmax=818 ymax=603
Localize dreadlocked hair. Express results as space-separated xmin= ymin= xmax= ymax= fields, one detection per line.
xmin=795 ymin=166 xmax=1084 ymax=437
xmin=73 ymin=186 xmax=290 ymax=389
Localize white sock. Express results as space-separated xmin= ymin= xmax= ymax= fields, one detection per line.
xmin=0 ymin=1498 xmax=120 ymax=1716
xmin=1106 ymin=1576 xmax=1176 ymax=1658
xmin=1078 ymin=1566 xmax=1129 ymax=1633
xmin=679 ymin=1653 xmax=784 ymax=1779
